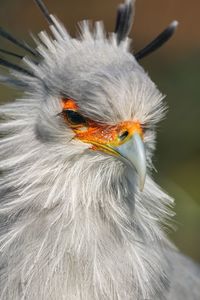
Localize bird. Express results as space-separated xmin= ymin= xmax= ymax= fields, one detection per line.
xmin=0 ymin=0 xmax=199 ymax=299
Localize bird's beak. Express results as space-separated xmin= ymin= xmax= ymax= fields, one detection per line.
xmin=61 ymin=99 xmax=147 ymax=189
xmin=74 ymin=120 xmax=147 ymax=191
xmin=112 ymin=133 xmax=146 ymax=191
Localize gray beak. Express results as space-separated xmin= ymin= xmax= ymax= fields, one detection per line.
xmin=113 ymin=133 xmax=146 ymax=191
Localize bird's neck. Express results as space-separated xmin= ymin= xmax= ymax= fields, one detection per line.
xmin=1 ymin=143 xmax=173 ymax=299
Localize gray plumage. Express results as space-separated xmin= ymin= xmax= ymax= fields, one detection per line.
xmin=0 ymin=1 xmax=199 ymax=299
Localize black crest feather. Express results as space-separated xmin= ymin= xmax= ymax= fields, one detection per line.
xmin=115 ymin=0 xmax=134 ymax=44
xmin=0 ymin=57 xmax=34 ymax=77
xmin=0 ymin=48 xmax=23 ymax=60
xmin=0 ymin=27 xmax=38 ymax=57
xmin=33 ymin=0 xmax=54 ymax=26
xmin=0 ymin=0 xmax=179 ymax=87
xmin=0 ymin=27 xmax=39 ymax=80
xmin=135 ymin=21 xmax=179 ymax=60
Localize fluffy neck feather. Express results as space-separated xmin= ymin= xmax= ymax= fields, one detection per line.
xmin=0 ymin=101 xmax=174 ymax=299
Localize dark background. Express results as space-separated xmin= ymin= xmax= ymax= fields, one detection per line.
xmin=0 ymin=0 xmax=199 ymax=261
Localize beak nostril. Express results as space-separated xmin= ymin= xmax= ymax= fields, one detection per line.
xmin=119 ymin=130 xmax=129 ymax=141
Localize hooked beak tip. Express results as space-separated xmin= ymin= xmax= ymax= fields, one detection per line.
xmin=114 ymin=133 xmax=147 ymax=191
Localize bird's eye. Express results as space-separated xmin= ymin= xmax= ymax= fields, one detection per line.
xmin=63 ymin=110 xmax=87 ymax=127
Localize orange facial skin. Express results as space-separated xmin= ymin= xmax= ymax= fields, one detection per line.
xmin=61 ymin=98 xmax=143 ymax=153
xmin=62 ymin=99 xmax=78 ymax=110
xmin=75 ymin=120 xmax=143 ymax=148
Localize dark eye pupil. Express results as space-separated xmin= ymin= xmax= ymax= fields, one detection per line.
xmin=119 ymin=130 xmax=129 ymax=141
xmin=64 ymin=110 xmax=86 ymax=125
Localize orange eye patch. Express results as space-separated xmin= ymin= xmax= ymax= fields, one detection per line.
xmin=61 ymin=97 xmax=143 ymax=150
xmin=61 ymin=98 xmax=79 ymax=111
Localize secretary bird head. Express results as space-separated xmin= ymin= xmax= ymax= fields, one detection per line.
xmin=0 ymin=1 xmax=181 ymax=299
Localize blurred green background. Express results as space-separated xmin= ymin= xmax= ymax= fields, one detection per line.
xmin=0 ymin=0 xmax=199 ymax=261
